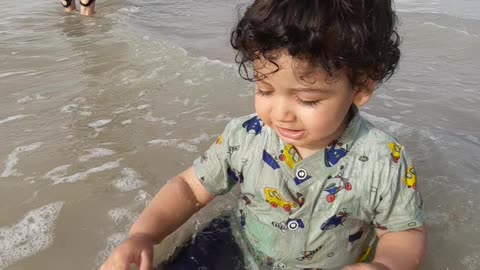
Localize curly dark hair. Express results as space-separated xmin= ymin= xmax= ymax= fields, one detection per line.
xmin=230 ymin=0 xmax=401 ymax=87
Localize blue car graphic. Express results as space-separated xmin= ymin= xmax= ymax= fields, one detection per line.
xmin=242 ymin=116 xmax=263 ymax=135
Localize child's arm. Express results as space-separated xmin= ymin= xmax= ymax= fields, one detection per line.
xmin=371 ymin=226 xmax=427 ymax=270
xmin=100 ymin=166 xmax=214 ymax=270
xmin=129 ymin=166 xmax=214 ymax=243
xmin=343 ymin=226 xmax=427 ymax=270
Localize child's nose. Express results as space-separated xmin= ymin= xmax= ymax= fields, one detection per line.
xmin=272 ymin=99 xmax=295 ymax=123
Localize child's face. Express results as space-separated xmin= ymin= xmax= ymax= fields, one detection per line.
xmin=254 ymin=54 xmax=373 ymax=154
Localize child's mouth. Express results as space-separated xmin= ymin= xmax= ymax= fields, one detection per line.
xmin=276 ymin=126 xmax=305 ymax=140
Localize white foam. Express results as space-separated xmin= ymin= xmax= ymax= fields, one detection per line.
xmin=194 ymin=56 xmax=235 ymax=69
xmin=79 ymin=111 xmax=92 ymax=117
xmin=60 ymin=104 xmax=78 ymax=113
xmin=173 ymin=97 xmax=190 ymax=106
xmin=1 ymin=142 xmax=43 ymax=178
xmin=136 ymin=104 xmax=150 ymax=110
xmin=0 ymin=202 xmax=65 ymax=270
xmin=0 ymin=71 xmax=34 ymax=78
xmin=74 ymin=97 xmax=86 ymax=103
xmin=135 ymin=190 xmax=152 ymax=207
xmin=195 ymin=114 xmax=232 ymax=123
xmin=78 ymin=148 xmax=115 ymax=162
xmin=147 ymin=138 xmax=181 ymax=147
xmin=112 ymin=167 xmax=146 ymax=192
xmin=108 ymin=208 xmax=137 ymax=226
xmin=137 ymin=91 xmax=146 ymax=98
xmin=140 ymin=112 xmax=177 ymax=125
xmin=113 ymin=106 xmax=134 ymax=114
xmin=0 ymin=114 xmax=29 ymax=125
xmin=176 ymin=142 xmax=198 ymax=153
xmin=47 ymin=160 xmax=121 ymax=184
xmin=121 ymin=119 xmax=132 ymax=125
xmin=99 ymin=142 xmax=116 ymax=146
xmin=118 ymin=6 xmax=140 ymax=14
xmin=44 ymin=165 xmax=71 ymax=180
xmin=180 ymin=107 xmax=205 ymax=115
xmin=88 ymin=119 xmax=112 ymax=128
xmin=184 ymin=79 xmax=201 ymax=86
xmin=17 ymin=94 xmax=47 ymax=104
xmin=188 ymin=132 xmax=213 ymax=144
xmin=140 ymin=112 xmax=160 ymax=122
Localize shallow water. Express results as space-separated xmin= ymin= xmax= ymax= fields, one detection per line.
xmin=0 ymin=0 xmax=479 ymax=269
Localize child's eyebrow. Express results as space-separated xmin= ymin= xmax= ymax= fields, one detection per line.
xmin=289 ymin=87 xmax=330 ymax=93
xmin=257 ymin=80 xmax=329 ymax=93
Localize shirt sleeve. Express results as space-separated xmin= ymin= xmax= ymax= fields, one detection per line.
xmin=372 ymin=147 xmax=424 ymax=232
xmin=192 ymin=118 xmax=242 ymax=196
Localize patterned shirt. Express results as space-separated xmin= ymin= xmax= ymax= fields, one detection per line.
xmin=193 ymin=108 xmax=424 ymax=270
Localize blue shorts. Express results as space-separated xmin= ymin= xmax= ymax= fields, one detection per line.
xmin=158 ymin=216 xmax=245 ymax=270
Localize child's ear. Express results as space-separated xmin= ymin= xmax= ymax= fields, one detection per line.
xmin=353 ymin=79 xmax=376 ymax=107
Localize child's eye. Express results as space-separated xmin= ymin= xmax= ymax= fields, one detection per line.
xmin=296 ymin=96 xmax=320 ymax=107
xmin=255 ymin=88 xmax=273 ymax=97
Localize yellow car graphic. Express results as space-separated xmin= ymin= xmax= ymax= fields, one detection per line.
xmin=402 ymin=166 xmax=417 ymax=190
xmin=279 ymin=144 xmax=301 ymax=169
xmin=215 ymin=135 xmax=223 ymax=145
xmin=264 ymin=187 xmax=295 ymax=212
xmin=387 ymin=142 xmax=402 ymax=163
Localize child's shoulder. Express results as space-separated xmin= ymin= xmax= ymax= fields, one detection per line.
xmin=354 ymin=115 xmax=406 ymax=162
xmin=221 ymin=113 xmax=266 ymax=141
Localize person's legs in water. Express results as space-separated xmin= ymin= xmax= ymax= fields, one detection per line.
xmin=61 ymin=0 xmax=76 ymax=13
xmin=79 ymin=0 xmax=96 ymax=16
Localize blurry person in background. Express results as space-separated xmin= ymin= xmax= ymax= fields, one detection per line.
xmin=61 ymin=0 xmax=95 ymax=16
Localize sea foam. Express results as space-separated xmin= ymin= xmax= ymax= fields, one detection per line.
xmin=112 ymin=167 xmax=146 ymax=192
xmin=45 ymin=160 xmax=121 ymax=184
xmin=0 ymin=202 xmax=65 ymax=270
xmin=78 ymin=148 xmax=115 ymax=162
xmin=1 ymin=142 xmax=43 ymax=178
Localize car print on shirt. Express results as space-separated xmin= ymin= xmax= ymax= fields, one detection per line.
xmin=293 ymin=173 xmax=312 ymax=185
xmin=278 ymin=144 xmax=301 ymax=169
xmin=321 ymin=210 xmax=349 ymax=230
xmin=295 ymin=192 xmax=305 ymax=206
xmin=264 ymin=187 xmax=295 ymax=212
xmin=324 ymin=142 xmax=349 ymax=167
xmin=241 ymin=194 xmax=251 ymax=205
xmin=348 ymin=229 xmax=364 ymax=243
xmin=296 ymin=245 xmax=323 ymax=261
xmin=402 ymin=165 xmax=417 ymax=190
xmin=358 ymin=246 xmax=373 ymax=262
xmin=227 ymin=167 xmax=244 ymax=183
xmin=371 ymin=221 xmax=388 ymax=231
xmin=263 ymin=150 xmax=280 ymax=170
xmin=387 ymin=142 xmax=402 ymax=163
xmin=239 ymin=209 xmax=246 ymax=229
xmin=323 ymin=165 xmax=352 ymax=203
xmin=242 ymin=115 xmax=263 ymax=135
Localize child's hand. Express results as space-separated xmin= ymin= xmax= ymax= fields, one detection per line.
xmin=342 ymin=262 xmax=390 ymax=270
xmin=99 ymin=234 xmax=154 ymax=270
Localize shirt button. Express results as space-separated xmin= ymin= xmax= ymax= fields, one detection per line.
xmin=296 ymin=168 xmax=307 ymax=180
